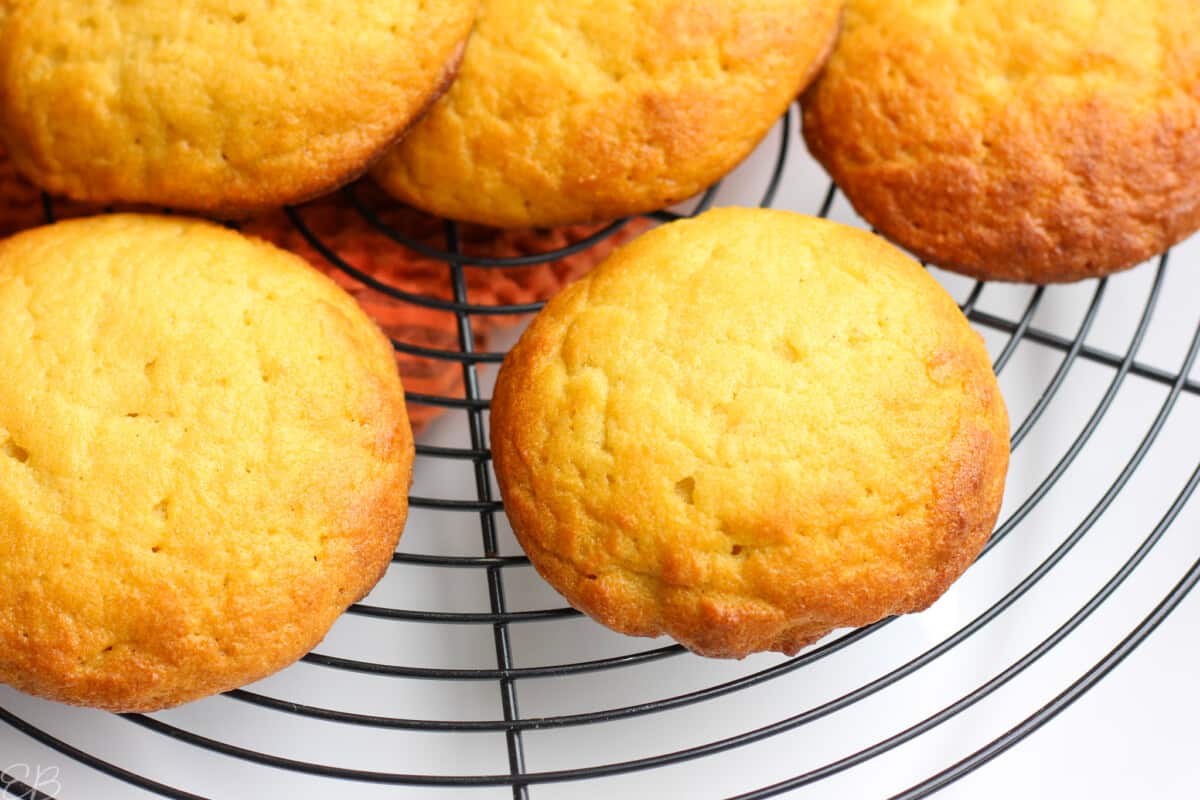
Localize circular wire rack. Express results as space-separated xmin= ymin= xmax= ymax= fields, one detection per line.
xmin=2 ymin=104 xmax=1200 ymax=800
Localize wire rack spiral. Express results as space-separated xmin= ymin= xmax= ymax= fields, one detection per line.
xmin=2 ymin=104 xmax=1199 ymax=800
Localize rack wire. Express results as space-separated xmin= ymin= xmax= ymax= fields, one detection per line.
xmin=2 ymin=104 xmax=1199 ymax=799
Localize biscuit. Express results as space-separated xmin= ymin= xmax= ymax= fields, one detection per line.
xmin=0 ymin=0 xmax=478 ymax=214
xmin=490 ymin=207 xmax=1009 ymax=658
xmin=802 ymin=0 xmax=1200 ymax=283
xmin=0 ymin=214 xmax=413 ymax=711
xmin=372 ymin=0 xmax=843 ymax=228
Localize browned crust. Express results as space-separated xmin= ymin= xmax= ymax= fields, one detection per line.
xmin=498 ymin=372 xmax=1008 ymax=660
xmin=491 ymin=211 xmax=1009 ymax=659
xmin=0 ymin=420 xmax=412 ymax=713
xmin=0 ymin=3 xmax=478 ymax=217
xmin=803 ymin=98 xmax=1200 ymax=283
xmin=801 ymin=7 xmax=1200 ymax=284
xmin=0 ymin=217 xmax=415 ymax=711
xmin=794 ymin=3 xmax=844 ymax=102
xmin=493 ymin=304 xmax=1009 ymax=659
xmin=372 ymin=1 xmax=844 ymax=229
xmin=211 ymin=39 xmax=471 ymax=219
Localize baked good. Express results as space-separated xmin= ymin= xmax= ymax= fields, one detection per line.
xmin=372 ymin=0 xmax=843 ymax=228
xmin=802 ymin=0 xmax=1200 ymax=283
xmin=0 ymin=214 xmax=413 ymax=711
xmin=244 ymin=186 xmax=654 ymax=432
xmin=0 ymin=0 xmax=478 ymax=214
xmin=491 ymin=207 xmax=1009 ymax=658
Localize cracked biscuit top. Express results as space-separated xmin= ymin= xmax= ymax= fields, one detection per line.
xmin=0 ymin=215 xmax=413 ymax=711
xmin=802 ymin=0 xmax=1200 ymax=283
xmin=490 ymin=208 xmax=1009 ymax=658
xmin=0 ymin=0 xmax=478 ymax=214
xmin=372 ymin=0 xmax=843 ymax=228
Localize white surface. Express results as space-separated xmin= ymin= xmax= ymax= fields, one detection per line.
xmin=2 ymin=109 xmax=1199 ymax=800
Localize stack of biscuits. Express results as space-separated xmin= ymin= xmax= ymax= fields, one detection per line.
xmin=0 ymin=0 xmax=1194 ymax=711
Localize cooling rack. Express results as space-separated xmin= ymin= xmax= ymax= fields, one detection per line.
xmin=2 ymin=105 xmax=1199 ymax=800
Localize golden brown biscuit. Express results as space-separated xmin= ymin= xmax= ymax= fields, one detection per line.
xmin=0 ymin=214 xmax=413 ymax=711
xmin=802 ymin=0 xmax=1200 ymax=283
xmin=0 ymin=0 xmax=478 ymax=215
xmin=491 ymin=208 xmax=1009 ymax=658
xmin=372 ymin=0 xmax=843 ymax=228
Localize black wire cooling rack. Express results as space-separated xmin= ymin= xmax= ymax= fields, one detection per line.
xmin=2 ymin=104 xmax=1200 ymax=800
